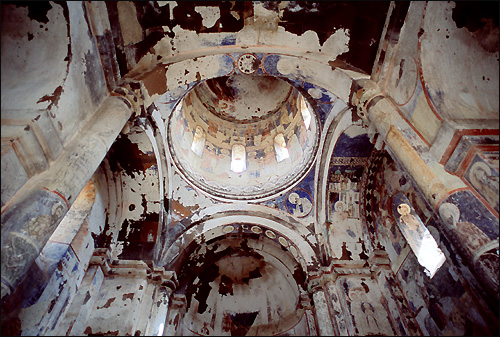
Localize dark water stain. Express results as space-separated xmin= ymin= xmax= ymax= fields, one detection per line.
xmin=83 ymin=291 xmax=91 ymax=305
xmin=134 ymin=30 xmax=166 ymax=63
xmin=117 ymin=212 xmax=159 ymax=260
xmin=83 ymin=51 xmax=106 ymax=107
xmin=98 ymin=297 xmax=116 ymax=309
xmin=219 ymin=274 xmax=234 ymax=296
xmin=107 ymin=134 xmax=157 ymax=179
xmin=452 ymin=2 xmax=499 ymax=32
xmin=279 ymin=2 xmax=389 ymax=74
xmin=193 ymin=264 xmax=220 ymax=314
xmin=452 ymin=2 xmax=499 ymax=52
xmin=37 ymin=85 xmax=64 ymax=111
xmin=122 ymin=293 xmax=135 ymax=301
xmin=13 ymin=1 xmax=52 ymax=24
xmin=95 ymin=30 xmax=121 ymax=91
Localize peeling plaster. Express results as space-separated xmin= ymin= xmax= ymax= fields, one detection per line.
xmin=195 ymin=6 xmax=220 ymax=29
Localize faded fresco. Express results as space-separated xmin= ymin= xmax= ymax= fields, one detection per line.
xmin=362 ymin=150 xmax=498 ymax=335
xmin=326 ymin=127 xmax=372 ymax=260
xmin=337 ymin=276 xmax=395 ymax=336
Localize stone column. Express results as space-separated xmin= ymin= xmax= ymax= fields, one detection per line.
xmin=1 ymin=89 xmax=137 ymax=300
xmin=145 ymin=269 xmax=177 ymax=336
xmin=163 ymin=294 xmax=186 ymax=336
xmin=145 ymin=286 xmax=173 ymax=336
xmin=322 ymin=273 xmax=349 ymax=336
xmin=309 ymin=279 xmax=335 ymax=336
xmin=299 ymin=290 xmax=318 ymax=335
xmin=353 ymin=79 xmax=458 ymax=208
xmin=353 ymin=79 xmax=499 ymax=300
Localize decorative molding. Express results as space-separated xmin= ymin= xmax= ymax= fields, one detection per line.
xmin=330 ymin=156 xmax=369 ymax=166
xmin=442 ymin=133 xmax=499 ymax=173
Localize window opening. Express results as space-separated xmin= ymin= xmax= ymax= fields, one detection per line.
xmin=231 ymin=144 xmax=246 ymax=173
xmin=191 ymin=126 xmax=206 ymax=157
xmin=393 ymin=193 xmax=445 ymax=278
xmin=274 ymin=132 xmax=289 ymax=162
xmin=299 ymin=96 xmax=312 ymax=130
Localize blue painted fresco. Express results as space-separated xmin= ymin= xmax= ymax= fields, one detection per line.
xmin=333 ymin=133 xmax=372 ymax=158
xmin=285 ymin=188 xmax=313 ymax=218
xmin=262 ymin=168 xmax=315 ymax=215
xmin=296 ymin=166 xmax=316 ymax=194
xmin=443 ymin=190 xmax=499 ymax=240
xmin=463 ymin=153 xmax=499 ymax=214
xmin=261 ymin=54 xmax=282 ymax=77
xmin=221 ymin=35 xmax=236 ymax=46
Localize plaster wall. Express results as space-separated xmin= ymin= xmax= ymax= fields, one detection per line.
xmin=362 ymin=150 xmax=499 ymax=335
xmin=1 ymin=2 xmax=498 ymax=336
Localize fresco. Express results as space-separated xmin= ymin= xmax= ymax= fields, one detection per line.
xmin=285 ymin=188 xmax=313 ymax=218
xmin=337 ymin=276 xmax=395 ymax=335
xmin=363 ymin=149 xmax=499 ymax=335
xmin=325 ymin=127 xmax=373 ymax=260
xmin=464 ymin=152 xmax=499 ymax=214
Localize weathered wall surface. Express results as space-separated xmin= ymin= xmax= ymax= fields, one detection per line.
xmin=1 ymin=2 xmax=109 ymax=208
xmin=374 ymin=1 xmax=499 ymax=147
xmin=361 ymin=150 xmax=499 ymax=335
xmin=1 ymin=1 xmax=498 ymax=336
xmin=1 ymin=178 xmax=107 ymax=336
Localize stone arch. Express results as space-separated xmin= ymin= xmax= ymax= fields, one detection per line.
xmin=160 ymin=204 xmax=321 ymax=336
xmin=160 ymin=204 xmax=321 ymax=277
xmin=129 ymin=50 xmax=364 ymax=110
xmin=315 ymin=107 xmax=376 ymax=262
xmin=314 ymin=106 xmax=352 ymax=262
xmin=94 ymin=122 xmax=163 ymax=260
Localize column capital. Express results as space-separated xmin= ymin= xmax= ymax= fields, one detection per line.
xmin=111 ymin=80 xmax=147 ymax=117
xmin=299 ymin=289 xmax=313 ymax=309
xmin=148 ymin=267 xmax=178 ymax=292
xmin=351 ymin=79 xmax=384 ymax=127
xmin=307 ymin=275 xmax=323 ymax=294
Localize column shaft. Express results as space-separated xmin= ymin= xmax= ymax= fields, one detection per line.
xmin=146 ymin=286 xmax=172 ymax=336
xmin=1 ymin=95 xmax=132 ymax=300
xmin=311 ymin=288 xmax=335 ymax=336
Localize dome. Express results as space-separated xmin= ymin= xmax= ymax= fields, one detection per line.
xmin=167 ymin=75 xmax=320 ymax=201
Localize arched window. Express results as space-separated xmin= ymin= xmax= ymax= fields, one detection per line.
xmin=393 ymin=193 xmax=446 ymax=278
xmin=299 ymin=96 xmax=312 ymax=130
xmin=231 ymin=144 xmax=246 ymax=173
xmin=274 ymin=132 xmax=289 ymax=162
xmin=191 ymin=125 xmax=206 ymax=157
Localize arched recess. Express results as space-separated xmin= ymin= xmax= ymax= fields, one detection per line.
xmin=95 ymin=122 xmax=162 ymax=261
xmin=160 ymin=204 xmax=320 ymax=276
xmin=314 ymin=105 xmax=351 ymax=263
xmin=178 ymin=231 xmax=308 ymax=336
xmin=315 ymin=106 xmax=376 ymax=263
xmin=159 ymin=205 xmax=321 ymax=336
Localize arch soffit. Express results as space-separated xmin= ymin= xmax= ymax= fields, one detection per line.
xmin=162 ymin=204 xmax=321 ymax=274
xmin=118 ymin=123 xmax=161 ymax=198
xmin=105 ymin=124 xmax=162 ymax=233
xmin=314 ymin=106 xmax=353 ymax=226
xmin=128 ymin=50 xmax=368 ymax=110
